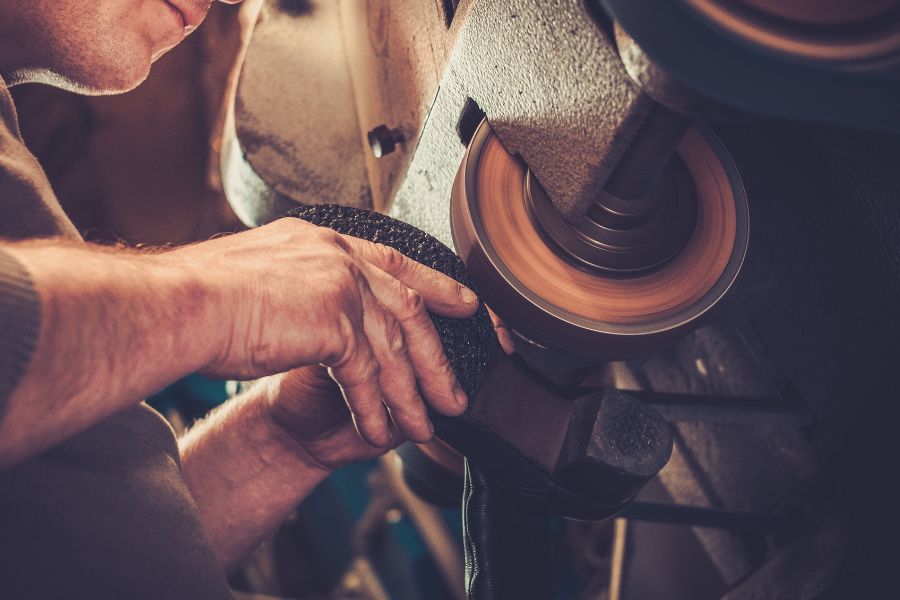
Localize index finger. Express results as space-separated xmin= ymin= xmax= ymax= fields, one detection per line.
xmin=342 ymin=236 xmax=478 ymax=319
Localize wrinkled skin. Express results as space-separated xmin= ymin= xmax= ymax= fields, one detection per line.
xmin=178 ymin=218 xmax=478 ymax=446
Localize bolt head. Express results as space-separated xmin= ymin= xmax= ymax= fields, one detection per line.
xmin=368 ymin=124 xmax=398 ymax=158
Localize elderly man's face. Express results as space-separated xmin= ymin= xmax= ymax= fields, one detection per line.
xmin=0 ymin=0 xmax=240 ymax=94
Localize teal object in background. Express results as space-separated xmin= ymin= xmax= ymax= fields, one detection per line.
xmin=296 ymin=460 xmax=458 ymax=600
xmin=147 ymin=374 xmax=232 ymax=424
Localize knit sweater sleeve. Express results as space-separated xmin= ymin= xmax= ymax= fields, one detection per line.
xmin=0 ymin=248 xmax=39 ymax=414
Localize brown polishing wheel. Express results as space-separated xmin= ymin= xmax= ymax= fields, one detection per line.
xmin=451 ymin=119 xmax=749 ymax=357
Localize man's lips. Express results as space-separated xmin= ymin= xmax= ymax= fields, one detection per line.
xmin=163 ymin=0 xmax=210 ymax=33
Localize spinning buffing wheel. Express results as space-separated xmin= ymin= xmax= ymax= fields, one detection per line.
xmin=451 ymin=118 xmax=750 ymax=357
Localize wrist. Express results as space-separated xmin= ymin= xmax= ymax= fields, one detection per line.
xmin=248 ymin=377 xmax=335 ymax=478
xmin=156 ymin=248 xmax=233 ymax=376
xmin=179 ymin=383 xmax=332 ymax=516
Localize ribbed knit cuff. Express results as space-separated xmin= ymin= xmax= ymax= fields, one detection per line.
xmin=0 ymin=248 xmax=40 ymax=415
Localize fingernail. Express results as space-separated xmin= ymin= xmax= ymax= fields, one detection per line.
xmin=454 ymin=384 xmax=469 ymax=409
xmin=459 ymin=285 xmax=477 ymax=304
xmin=428 ymin=419 xmax=435 ymax=435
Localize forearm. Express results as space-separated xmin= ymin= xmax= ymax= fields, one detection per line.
xmin=178 ymin=382 xmax=329 ymax=572
xmin=0 ymin=240 xmax=221 ymax=468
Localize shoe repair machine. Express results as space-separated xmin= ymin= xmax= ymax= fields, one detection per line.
xmin=223 ymin=1 xmax=900 ymax=597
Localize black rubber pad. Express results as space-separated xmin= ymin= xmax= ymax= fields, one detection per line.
xmin=286 ymin=204 xmax=498 ymax=398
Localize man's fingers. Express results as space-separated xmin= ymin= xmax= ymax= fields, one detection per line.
xmin=361 ymin=263 xmax=468 ymax=418
xmin=324 ymin=313 xmax=393 ymax=448
xmin=342 ymin=236 xmax=478 ymax=318
xmin=321 ymin=241 xmax=471 ymax=448
xmin=358 ymin=287 xmax=435 ymax=443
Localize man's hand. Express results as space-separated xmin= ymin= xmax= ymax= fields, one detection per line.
xmin=179 ymin=364 xmax=405 ymax=571
xmin=261 ymin=366 xmax=396 ymax=472
xmin=172 ymin=218 xmax=477 ymax=447
xmin=0 ymin=217 xmax=477 ymax=468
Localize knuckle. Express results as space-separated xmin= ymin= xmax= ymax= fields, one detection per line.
xmin=401 ymin=404 xmax=428 ymax=424
xmin=361 ymin=359 xmax=381 ymax=382
xmin=321 ymin=336 xmax=350 ymax=369
xmin=418 ymin=351 xmax=453 ymax=395
xmin=325 ymin=263 xmax=364 ymax=306
xmin=313 ymin=228 xmax=354 ymax=258
xmin=332 ymin=253 xmax=364 ymax=286
xmin=389 ymin=398 xmax=427 ymax=425
xmin=331 ymin=233 xmax=353 ymax=253
xmin=397 ymin=287 xmax=425 ymax=321
xmin=385 ymin=318 xmax=406 ymax=355
xmin=345 ymin=260 xmax=365 ymax=284
xmin=315 ymin=227 xmax=352 ymax=255
xmin=312 ymin=226 xmax=342 ymax=246
xmin=375 ymin=243 xmax=406 ymax=272
xmin=434 ymin=348 xmax=452 ymax=372
xmin=325 ymin=313 xmax=361 ymax=366
xmin=341 ymin=355 xmax=381 ymax=387
xmin=360 ymin=411 xmax=388 ymax=431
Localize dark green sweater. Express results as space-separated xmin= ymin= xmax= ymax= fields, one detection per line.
xmin=0 ymin=75 xmax=234 ymax=599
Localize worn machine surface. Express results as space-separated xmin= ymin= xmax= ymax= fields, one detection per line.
xmin=224 ymin=0 xmax=900 ymax=597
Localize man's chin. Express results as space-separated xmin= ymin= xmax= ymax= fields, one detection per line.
xmin=9 ymin=60 xmax=152 ymax=97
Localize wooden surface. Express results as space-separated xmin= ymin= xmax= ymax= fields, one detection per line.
xmin=338 ymin=0 xmax=471 ymax=211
